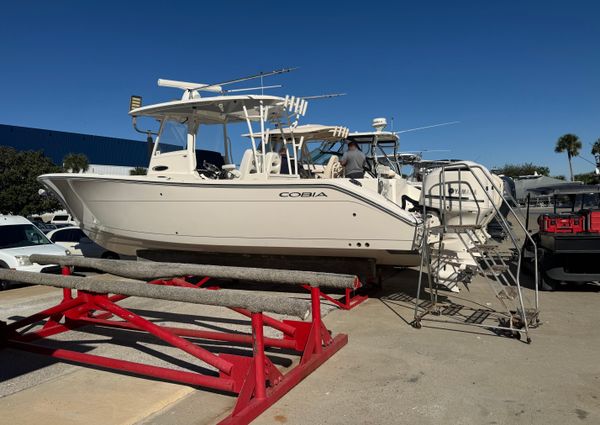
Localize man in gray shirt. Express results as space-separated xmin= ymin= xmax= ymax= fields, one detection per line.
xmin=341 ymin=141 xmax=366 ymax=178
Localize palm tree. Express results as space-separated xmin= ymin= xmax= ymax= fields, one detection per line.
xmin=554 ymin=134 xmax=582 ymax=181
xmin=63 ymin=153 xmax=89 ymax=173
xmin=592 ymin=138 xmax=600 ymax=157
xmin=593 ymin=138 xmax=600 ymax=173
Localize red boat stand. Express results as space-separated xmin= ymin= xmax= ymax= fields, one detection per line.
xmin=1 ymin=267 xmax=348 ymax=425
xmin=302 ymin=284 xmax=368 ymax=310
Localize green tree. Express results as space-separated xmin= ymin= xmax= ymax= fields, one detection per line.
xmin=554 ymin=134 xmax=582 ymax=182
xmin=493 ymin=163 xmax=550 ymax=178
xmin=129 ymin=167 xmax=147 ymax=176
xmin=63 ymin=153 xmax=89 ymax=173
xmin=574 ymin=172 xmax=600 ymax=185
xmin=552 ymin=175 xmax=566 ymax=181
xmin=0 ymin=147 xmax=62 ymax=216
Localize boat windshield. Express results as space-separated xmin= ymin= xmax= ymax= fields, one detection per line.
xmin=155 ymin=118 xmax=188 ymax=153
xmin=0 ymin=224 xmax=52 ymax=249
xmin=308 ymin=138 xmax=402 ymax=175
xmin=308 ymin=141 xmax=344 ymax=165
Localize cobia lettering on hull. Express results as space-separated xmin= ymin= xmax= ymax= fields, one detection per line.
xmin=279 ymin=192 xmax=328 ymax=198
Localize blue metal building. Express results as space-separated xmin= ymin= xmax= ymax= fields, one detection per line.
xmin=0 ymin=123 xmax=149 ymax=167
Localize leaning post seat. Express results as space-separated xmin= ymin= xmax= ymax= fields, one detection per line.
xmin=239 ymin=149 xmax=257 ymax=177
xmin=264 ymin=152 xmax=281 ymax=174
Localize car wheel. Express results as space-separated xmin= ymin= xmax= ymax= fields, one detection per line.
xmin=0 ymin=262 xmax=9 ymax=290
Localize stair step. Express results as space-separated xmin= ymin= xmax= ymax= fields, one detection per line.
xmin=430 ymin=258 xmax=465 ymax=267
xmin=497 ymin=286 xmax=518 ymax=300
xmin=429 ymin=224 xmax=483 ymax=234
xmin=469 ymin=244 xmax=499 ymax=252
xmin=489 ymin=264 xmax=510 ymax=273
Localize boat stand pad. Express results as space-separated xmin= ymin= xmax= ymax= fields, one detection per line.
xmin=0 ymin=267 xmax=347 ymax=425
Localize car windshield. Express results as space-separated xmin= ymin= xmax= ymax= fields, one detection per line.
xmin=0 ymin=224 xmax=52 ymax=249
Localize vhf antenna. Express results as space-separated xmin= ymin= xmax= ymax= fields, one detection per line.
xmin=300 ymin=93 xmax=347 ymax=100
xmin=191 ymin=67 xmax=298 ymax=92
xmin=395 ymin=121 xmax=460 ymax=134
xmin=225 ymin=84 xmax=282 ymax=93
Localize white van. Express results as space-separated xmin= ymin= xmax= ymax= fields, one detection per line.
xmin=0 ymin=215 xmax=70 ymax=289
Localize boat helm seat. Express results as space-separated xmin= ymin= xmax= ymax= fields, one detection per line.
xmin=239 ymin=149 xmax=257 ymax=177
xmin=222 ymin=163 xmax=241 ymax=179
xmin=265 ymin=152 xmax=281 ymax=175
xmin=376 ymin=164 xmax=396 ymax=178
xmin=323 ymin=155 xmax=343 ymax=179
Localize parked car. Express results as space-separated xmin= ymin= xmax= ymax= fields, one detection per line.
xmin=47 ymin=226 xmax=119 ymax=259
xmin=0 ymin=215 xmax=70 ymax=290
xmin=49 ymin=211 xmax=76 ymax=226
xmin=33 ymin=222 xmax=58 ymax=234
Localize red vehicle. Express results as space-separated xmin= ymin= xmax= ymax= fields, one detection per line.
xmin=538 ymin=213 xmax=584 ymax=233
xmin=523 ymin=184 xmax=600 ymax=290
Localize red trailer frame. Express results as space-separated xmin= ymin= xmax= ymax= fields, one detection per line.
xmin=302 ymin=284 xmax=368 ymax=310
xmin=0 ymin=267 xmax=348 ymax=425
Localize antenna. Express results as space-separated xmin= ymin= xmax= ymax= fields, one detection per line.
xmin=224 ymin=84 xmax=282 ymax=93
xmin=404 ymin=149 xmax=452 ymax=154
xmin=395 ymin=121 xmax=460 ymax=134
xmin=191 ymin=67 xmax=298 ymax=92
xmin=575 ymin=155 xmax=599 ymax=167
xmin=300 ymin=93 xmax=347 ymax=100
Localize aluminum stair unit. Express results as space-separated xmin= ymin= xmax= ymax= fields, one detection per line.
xmin=412 ymin=162 xmax=540 ymax=343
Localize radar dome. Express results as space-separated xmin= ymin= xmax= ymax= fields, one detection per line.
xmin=372 ymin=118 xmax=387 ymax=132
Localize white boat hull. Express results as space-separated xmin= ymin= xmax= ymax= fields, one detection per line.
xmin=39 ymin=174 xmax=422 ymax=267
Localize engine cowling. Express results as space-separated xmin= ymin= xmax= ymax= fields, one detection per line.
xmin=421 ymin=161 xmax=503 ymax=228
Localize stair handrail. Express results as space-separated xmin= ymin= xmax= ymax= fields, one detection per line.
xmin=430 ymin=161 xmax=539 ymax=310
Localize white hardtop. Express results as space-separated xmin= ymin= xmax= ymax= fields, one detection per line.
xmin=130 ymin=70 xmax=307 ymax=125
xmin=347 ymin=131 xmax=399 ymax=144
xmin=129 ymin=95 xmax=291 ymax=125
xmin=0 ymin=215 xmax=33 ymax=226
xmin=245 ymin=124 xmax=350 ymax=142
xmin=127 ymin=75 xmax=309 ymax=178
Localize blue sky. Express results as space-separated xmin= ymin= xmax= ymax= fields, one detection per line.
xmin=1 ymin=1 xmax=599 ymax=176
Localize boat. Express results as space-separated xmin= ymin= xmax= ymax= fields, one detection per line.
xmin=38 ymin=74 xmax=503 ymax=284
xmin=286 ymin=119 xmax=505 ymax=286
